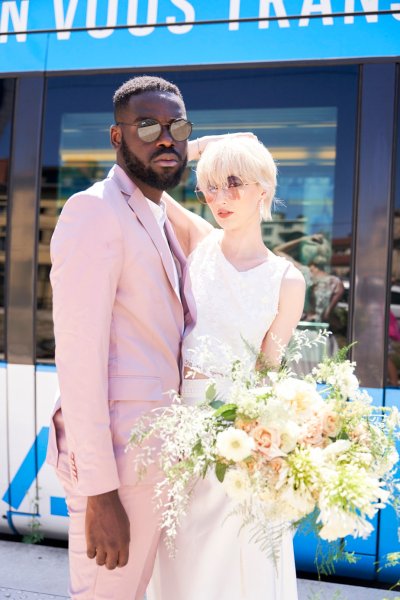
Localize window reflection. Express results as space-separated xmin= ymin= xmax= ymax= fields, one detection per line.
xmin=176 ymin=102 xmax=355 ymax=369
xmin=37 ymin=69 xmax=357 ymax=364
xmin=37 ymin=112 xmax=113 ymax=360
xmin=0 ymin=79 xmax=14 ymax=359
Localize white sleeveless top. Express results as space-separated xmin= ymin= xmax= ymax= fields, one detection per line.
xmin=182 ymin=229 xmax=290 ymax=378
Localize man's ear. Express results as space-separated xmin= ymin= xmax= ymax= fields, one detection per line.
xmin=110 ymin=124 xmax=121 ymax=150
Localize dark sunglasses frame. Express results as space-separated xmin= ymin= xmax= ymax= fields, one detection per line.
xmin=116 ymin=118 xmax=193 ymax=143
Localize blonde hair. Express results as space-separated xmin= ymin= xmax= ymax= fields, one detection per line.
xmin=196 ymin=136 xmax=277 ymax=220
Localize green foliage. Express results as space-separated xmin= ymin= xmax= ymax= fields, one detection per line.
xmin=214 ymin=403 xmax=237 ymax=421
xmin=331 ymin=341 xmax=357 ymax=364
xmin=205 ymin=382 xmax=217 ymax=402
xmin=210 ymin=399 xmax=224 ymax=409
xmin=314 ymin=538 xmax=359 ymax=578
xmin=215 ymin=462 xmax=228 ymax=483
xmin=22 ymin=506 xmax=44 ymax=545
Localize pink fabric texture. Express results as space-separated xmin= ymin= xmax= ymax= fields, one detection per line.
xmin=47 ymin=165 xmax=195 ymax=598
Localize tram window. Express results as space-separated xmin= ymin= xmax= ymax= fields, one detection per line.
xmin=36 ymin=67 xmax=358 ymax=364
xmin=387 ymin=89 xmax=400 ymax=388
xmin=0 ymin=79 xmax=14 ymax=360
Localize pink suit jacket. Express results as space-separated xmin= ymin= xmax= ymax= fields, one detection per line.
xmin=46 ymin=164 xmax=196 ymax=496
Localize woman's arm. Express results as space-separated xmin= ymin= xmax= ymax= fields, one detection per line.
xmin=187 ymin=132 xmax=256 ymax=162
xmin=260 ymin=263 xmax=306 ymax=367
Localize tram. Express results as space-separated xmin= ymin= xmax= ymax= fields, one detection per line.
xmin=0 ymin=0 xmax=399 ymax=584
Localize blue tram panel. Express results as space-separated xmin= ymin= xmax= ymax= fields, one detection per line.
xmin=1 ymin=385 xmax=398 ymax=583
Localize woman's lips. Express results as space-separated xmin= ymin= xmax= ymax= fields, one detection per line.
xmin=217 ymin=210 xmax=233 ymax=218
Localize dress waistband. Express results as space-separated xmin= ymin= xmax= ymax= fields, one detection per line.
xmin=181 ymin=378 xmax=211 ymax=405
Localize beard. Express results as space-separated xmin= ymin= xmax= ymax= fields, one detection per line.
xmin=120 ymin=137 xmax=187 ymax=191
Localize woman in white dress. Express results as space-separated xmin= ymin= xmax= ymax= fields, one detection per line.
xmin=147 ymin=136 xmax=306 ymax=600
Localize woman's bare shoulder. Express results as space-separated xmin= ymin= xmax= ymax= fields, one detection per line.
xmin=280 ymin=261 xmax=306 ymax=293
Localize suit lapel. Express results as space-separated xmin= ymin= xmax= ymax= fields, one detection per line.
xmin=164 ymin=218 xmax=197 ymax=333
xmin=126 ymin=189 xmax=178 ymax=296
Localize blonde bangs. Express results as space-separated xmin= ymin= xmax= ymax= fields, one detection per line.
xmin=196 ymin=137 xmax=277 ymax=214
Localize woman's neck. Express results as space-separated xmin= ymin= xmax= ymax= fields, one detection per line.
xmin=220 ymin=225 xmax=269 ymax=269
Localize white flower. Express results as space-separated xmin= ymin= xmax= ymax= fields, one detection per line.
xmin=223 ymin=469 xmax=252 ymax=501
xmin=280 ymin=421 xmax=301 ymax=453
xmin=232 ymin=387 xmax=264 ymax=419
xmin=318 ymin=509 xmax=374 ymax=541
xmin=322 ymin=439 xmax=352 ymax=460
xmin=274 ymin=378 xmax=324 ymax=422
xmin=387 ymin=406 xmax=400 ymax=429
xmin=316 ymin=360 xmax=359 ymax=398
xmin=216 ymin=427 xmax=255 ymax=462
xmin=279 ymin=482 xmax=316 ymax=520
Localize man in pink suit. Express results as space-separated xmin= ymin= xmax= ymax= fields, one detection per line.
xmin=46 ymin=76 xmax=203 ymax=599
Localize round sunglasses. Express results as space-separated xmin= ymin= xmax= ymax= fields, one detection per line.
xmin=116 ymin=118 xmax=193 ymax=143
xmin=195 ymin=176 xmax=257 ymax=205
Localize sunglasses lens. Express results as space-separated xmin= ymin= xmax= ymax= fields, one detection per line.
xmin=195 ymin=188 xmax=208 ymax=204
xmin=170 ymin=119 xmax=192 ymax=142
xmin=137 ymin=121 xmax=162 ymax=143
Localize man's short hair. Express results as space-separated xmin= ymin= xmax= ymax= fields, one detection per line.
xmin=113 ymin=75 xmax=183 ymax=119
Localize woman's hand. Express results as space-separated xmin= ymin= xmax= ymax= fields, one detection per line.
xmin=188 ymin=132 xmax=257 ymax=162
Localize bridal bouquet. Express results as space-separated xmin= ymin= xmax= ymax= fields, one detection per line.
xmin=128 ymin=332 xmax=400 ymax=560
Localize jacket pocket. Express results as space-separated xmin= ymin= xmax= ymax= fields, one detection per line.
xmin=108 ymin=375 xmax=162 ymax=402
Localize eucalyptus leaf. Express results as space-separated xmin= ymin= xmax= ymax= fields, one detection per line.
xmin=205 ymin=382 xmax=217 ymax=402
xmin=210 ymin=399 xmax=224 ymax=409
xmin=214 ymin=403 xmax=237 ymax=418
xmin=215 ymin=462 xmax=228 ymax=483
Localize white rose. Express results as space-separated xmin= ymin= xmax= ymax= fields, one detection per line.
xmin=275 ymin=379 xmax=324 ymax=421
xmin=216 ymin=427 xmax=255 ymax=462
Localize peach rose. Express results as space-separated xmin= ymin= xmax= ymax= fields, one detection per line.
xmin=251 ymin=425 xmax=282 ymax=459
xmin=269 ymin=457 xmax=285 ymax=474
xmin=299 ymin=418 xmax=325 ymax=447
xmin=322 ymin=410 xmax=342 ymax=437
xmin=236 ymin=418 xmax=258 ymax=434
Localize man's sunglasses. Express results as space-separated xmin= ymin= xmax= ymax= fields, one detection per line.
xmin=116 ymin=118 xmax=193 ymax=143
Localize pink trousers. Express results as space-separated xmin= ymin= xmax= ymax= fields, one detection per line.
xmin=57 ymin=469 xmax=161 ymax=600
xmin=55 ymin=414 xmax=163 ymax=600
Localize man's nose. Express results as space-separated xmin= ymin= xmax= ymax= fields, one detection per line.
xmin=156 ymin=125 xmax=174 ymax=147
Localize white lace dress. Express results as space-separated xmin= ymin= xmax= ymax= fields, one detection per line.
xmin=147 ymin=230 xmax=298 ymax=600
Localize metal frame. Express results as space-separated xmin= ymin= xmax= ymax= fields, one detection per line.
xmin=6 ymin=76 xmax=44 ymax=365
xmin=351 ymin=63 xmax=398 ymax=388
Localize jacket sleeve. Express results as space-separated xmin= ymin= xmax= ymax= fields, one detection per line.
xmin=50 ymin=190 xmax=124 ymax=496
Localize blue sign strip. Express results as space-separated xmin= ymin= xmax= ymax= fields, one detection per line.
xmin=0 ymin=1 xmax=399 ymax=74
xmin=50 ymin=495 xmax=68 ymax=517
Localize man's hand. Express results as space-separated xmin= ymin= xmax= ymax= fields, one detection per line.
xmin=86 ymin=489 xmax=130 ymax=570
